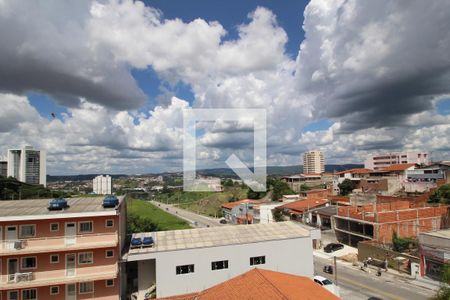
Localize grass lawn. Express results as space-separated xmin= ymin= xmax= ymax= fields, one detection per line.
xmin=155 ymin=191 xmax=214 ymax=205
xmin=127 ymin=198 xmax=191 ymax=231
xmin=177 ymin=187 xmax=248 ymax=217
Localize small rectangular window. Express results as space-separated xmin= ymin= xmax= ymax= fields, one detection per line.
xmin=7 ymin=291 xmax=19 ymax=300
xmin=105 ymin=250 xmax=114 ymax=258
xmin=79 ymin=221 xmax=93 ymax=233
xmin=250 ymin=256 xmax=265 ymax=266
xmin=50 ymin=223 xmax=59 ymax=232
xmin=21 ymin=257 xmax=37 ymax=269
xmin=78 ymin=252 xmax=93 ymax=264
xmin=19 ymin=225 xmax=36 ymax=238
xmin=105 ymin=279 xmax=114 ymax=287
xmin=22 ymin=289 xmax=37 ymax=300
xmin=50 ymin=254 xmax=59 ymax=264
xmin=176 ymin=264 xmax=194 ymax=275
xmin=79 ymin=282 xmax=94 ymax=294
xmin=211 ymin=260 xmax=228 ymax=270
xmin=50 ymin=286 xmax=59 ymax=295
xmin=105 ymin=219 xmax=114 ymax=228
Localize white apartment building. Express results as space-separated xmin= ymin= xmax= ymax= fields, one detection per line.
xmin=125 ymin=222 xmax=317 ymax=299
xmin=364 ymin=151 xmax=430 ymax=170
xmin=303 ymin=150 xmax=325 ymax=174
xmin=93 ymin=175 xmax=112 ymax=194
xmin=7 ymin=146 xmax=46 ymax=186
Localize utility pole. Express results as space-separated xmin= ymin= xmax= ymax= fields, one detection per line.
xmin=334 ymin=256 xmax=338 ymax=286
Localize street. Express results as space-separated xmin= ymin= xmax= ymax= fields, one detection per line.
xmin=150 ymin=200 xmax=222 ymax=228
xmin=314 ymin=256 xmax=432 ymax=300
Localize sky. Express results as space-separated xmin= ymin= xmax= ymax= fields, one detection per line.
xmin=1 ymin=0 xmax=450 ymax=175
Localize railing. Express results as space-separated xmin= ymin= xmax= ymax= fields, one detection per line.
xmin=0 ymin=232 xmax=117 ymax=254
xmin=3 ymin=265 xmax=117 ymax=289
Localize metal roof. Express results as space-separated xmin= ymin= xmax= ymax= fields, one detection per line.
xmin=127 ymin=221 xmax=310 ymax=259
xmin=0 ymin=196 xmax=123 ymax=221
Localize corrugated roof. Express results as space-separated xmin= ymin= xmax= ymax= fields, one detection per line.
xmin=0 ymin=196 xmax=122 ymax=220
xmin=127 ymin=222 xmax=309 ymax=259
xmin=157 ymin=268 xmax=340 ymax=300
xmin=279 ymin=198 xmax=329 ymax=213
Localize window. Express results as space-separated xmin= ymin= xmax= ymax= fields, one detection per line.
xmin=50 ymin=286 xmax=59 ymax=295
xmin=211 ymin=260 xmax=228 ymax=270
xmin=79 ymin=282 xmax=94 ymax=294
xmin=105 ymin=250 xmax=114 ymax=258
xmin=250 ymin=256 xmax=265 ymax=266
xmin=79 ymin=221 xmax=93 ymax=233
xmin=22 ymin=289 xmax=37 ymax=300
xmin=19 ymin=225 xmax=36 ymax=238
xmin=7 ymin=291 xmax=19 ymax=300
xmin=50 ymin=223 xmax=59 ymax=232
xmin=105 ymin=279 xmax=114 ymax=287
xmin=105 ymin=219 xmax=114 ymax=228
xmin=176 ymin=264 xmax=194 ymax=275
xmin=78 ymin=252 xmax=93 ymax=264
xmin=21 ymin=257 xmax=37 ymax=269
xmin=50 ymin=254 xmax=59 ymax=264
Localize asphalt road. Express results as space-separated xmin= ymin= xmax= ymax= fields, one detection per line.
xmin=151 ymin=200 xmax=222 ymax=228
xmin=314 ymin=256 xmax=432 ymax=300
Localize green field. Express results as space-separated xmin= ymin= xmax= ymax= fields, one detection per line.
xmin=127 ymin=198 xmax=191 ymax=232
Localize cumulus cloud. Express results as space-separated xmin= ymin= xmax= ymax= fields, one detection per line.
xmin=297 ymin=0 xmax=450 ymax=131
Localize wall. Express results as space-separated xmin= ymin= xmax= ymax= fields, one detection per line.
xmin=141 ymin=236 xmax=314 ymax=298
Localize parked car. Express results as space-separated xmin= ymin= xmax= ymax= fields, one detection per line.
xmin=324 ymin=243 xmax=344 ymax=253
xmin=314 ymin=275 xmax=337 ymax=294
xmin=219 ymin=218 xmax=227 ymax=224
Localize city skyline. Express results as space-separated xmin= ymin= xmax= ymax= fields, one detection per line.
xmin=1 ymin=0 xmax=450 ymax=175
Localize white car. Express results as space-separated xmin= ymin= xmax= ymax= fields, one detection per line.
xmin=314 ymin=275 xmax=339 ymax=296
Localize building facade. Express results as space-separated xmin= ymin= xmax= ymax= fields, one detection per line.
xmin=0 ymin=196 xmax=126 ymax=300
xmin=419 ymin=229 xmax=450 ymax=281
xmin=7 ymin=146 xmax=46 ymax=187
xmin=364 ymin=151 xmax=429 ymax=170
xmin=0 ymin=160 xmax=7 ymax=178
xmin=303 ymin=150 xmax=325 ymax=175
xmin=125 ymin=222 xmax=317 ymax=299
xmin=93 ymin=175 xmax=112 ymax=195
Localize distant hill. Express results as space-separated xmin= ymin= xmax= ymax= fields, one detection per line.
xmin=47 ymin=164 xmax=364 ymax=182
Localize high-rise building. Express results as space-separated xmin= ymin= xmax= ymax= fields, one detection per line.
xmin=303 ymin=150 xmax=325 ymax=174
xmin=7 ymin=146 xmax=46 ymax=186
xmin=93 ymin=175 xmax=112 ymax=195
xmin=364 ymin=151 xmax=430 ymax=170
xmin=0 ymin=159 xmax=7 ymax=177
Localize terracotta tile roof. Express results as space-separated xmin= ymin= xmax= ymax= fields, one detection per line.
xmin=158 ymin=268 xmax=340 ymax=300
xmin=279 ymin=198 xmax=329 ymax=213
xmin=335 ymin=168 xmax=372 ymax=175
xmin=380 ymin=163 xmax=416 ymax=172
xmin=221 ymin=199 xmax=261 ymax=210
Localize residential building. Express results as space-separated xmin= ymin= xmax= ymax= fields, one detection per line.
xmin=419 ymin=229 xmax=450 ymax=281
xmin=404 ymin=162 xmax=450 ymax=192
xmin=253 ymin=202 xmax=285 ymax=224
xmin=303 ymin=150 xmax=325 ymax=174
xmin=0 ymin=160 xmax=7 ymax=177
xmin=0 ymin=196 xmax=126 ymax=300
xmin=93 ymin=175 xmax=112 ymax=195
xmin=281 ymin=174 xmax=322 ymax=193
xmin=304 ymin=205 xmax=338 ymax=230
xmin=364 ymin=151 xmax=429 ymax=170
xmin=221 ymin=199 xmax=262 ymax=224
xmin=7 ymin=146 xmax=46 ymax=186
xmin=278 ymin=198 xmax=330 ymax=223
xmin=333 ymin=199 xmax=449 ymax=247
xmin=125 ymin=222 xmax=317 ymax=299
xmin=157 ymin=268 xmax=340 ymax=300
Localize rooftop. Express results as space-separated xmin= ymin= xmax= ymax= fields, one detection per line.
xmin=0 ymin=196 xmax=123 ymax=221
xmin=308 ymin=205 xmax=338 ymax=216
xmin=335 ymin=168 xmax=372 ymax=175
xmin=157 ymin=268 xmax=339 ymax=300
xmin=221 ymin=199 xmax=261 ymax=209
xmin=380 ymin=163 xmax=416 ymax=172
xmin=279 ymin=198 xmax=329 ymax=213
xmin=126 ymin=222 xmax=310 ymax=259
xmin=421 ymin=228 xmax=450 ymax=239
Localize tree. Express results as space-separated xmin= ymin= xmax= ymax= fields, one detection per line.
xmin=247 ymin=189 xmax=266 ymax=199
xmin=431 ymin=264 xmax=450 ymax=300
xmin=272 ymin=208 xmax=285 ymax=222
xmin=392 ymin=231 xmax=416 ymax=252
xmin=222 ymin=179 xmax=234 ymax=187
xmin=269 ymin=178 xmax=295 ymax=201
xmin=338 ymin=179 xmax=355 ymax=196
xmin=300 ymin=183 xmax=310 ymax=191
xmin=429 ymin=184 xmax=450 ymax=205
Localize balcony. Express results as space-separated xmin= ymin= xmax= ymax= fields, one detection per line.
xmin=0 ymin=232 xmax=118 ymax=255
xmin=0 ymin=264 xmax=118 ymax=290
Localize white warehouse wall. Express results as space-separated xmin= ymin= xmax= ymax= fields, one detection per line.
xmin=137 ymin=236 xmax=314 ymax=298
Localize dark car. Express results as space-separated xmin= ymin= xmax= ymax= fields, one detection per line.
xmin=48 ymin=197 xmax=69 ymax=210
xmin=324 ymin=243 xmax=344 ymax=253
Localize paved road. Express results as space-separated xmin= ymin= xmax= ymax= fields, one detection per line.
xmin=314 ymin=256 xmax=431 ymax=300
xmin=151 ymin=200 xmax=222 ymax=228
